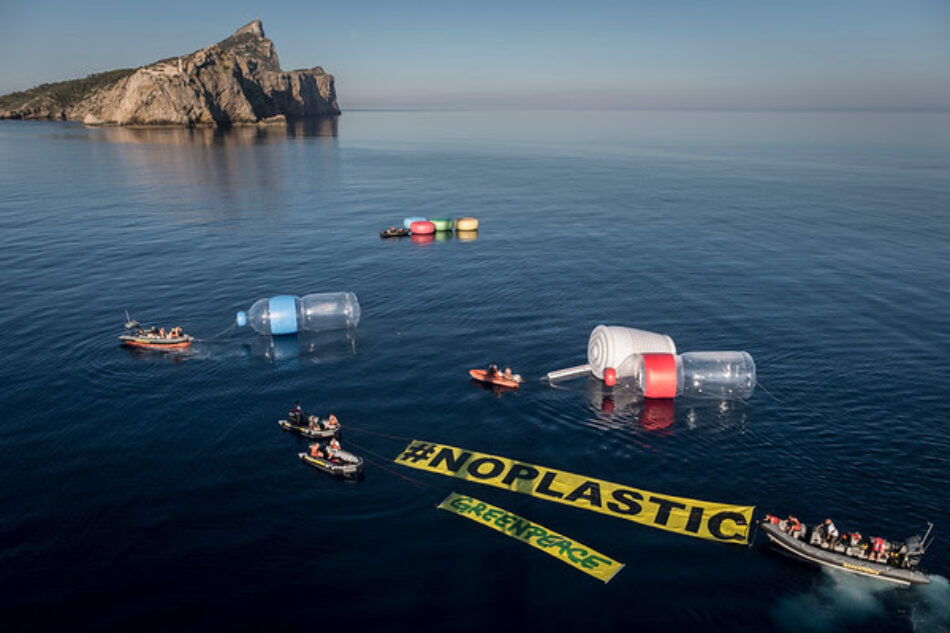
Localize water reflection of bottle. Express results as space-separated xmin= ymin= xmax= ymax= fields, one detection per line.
xmin=640 ymin=399 xmax=675 ymax=432
xmin=236 ymin=293 xmax=360 ymax=335
xmin=637 ymin=352 xmax=756 ymax=399
xmin=249 ymin=329 xmax=358 ymax=365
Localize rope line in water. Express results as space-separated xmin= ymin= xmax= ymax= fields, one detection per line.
xmin=344 ymin=424 xmax=414 ymax=443
xmin=754 ymin=380 xmax=783 ymax=403
xmin=345 ymin=437 xmax=433 ymax=489
xmin=194 ymin=322 xmax=237 ymax=342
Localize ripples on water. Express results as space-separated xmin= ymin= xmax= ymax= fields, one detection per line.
xmin=0 ymin=112 xmax=948 ymax=632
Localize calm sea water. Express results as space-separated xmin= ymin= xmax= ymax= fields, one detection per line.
xmin=1 ymin=111 xmax=949 ymax=632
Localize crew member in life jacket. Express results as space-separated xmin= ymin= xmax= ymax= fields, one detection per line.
xmin=871 ymin=536 xmax=888 ymax=562
xmin=309 ymin=442 xmax=323 ymax=459
xmin=323 ymin=414 xmax=340 ymax=431
xmin=785 ymin=515 xmax=803 ymax=539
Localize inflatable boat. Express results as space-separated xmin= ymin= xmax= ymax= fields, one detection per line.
xmin=759 ymin=517 xmax=932 ymax=586
xmin=380 ymin=227 xmax=411 ymax=238
xmin=278 ymin=418 xmax=340 ymax=439
xmin=469 ymin=368 xmax=522 ymax=389
xmin=298 ymin=449 xmax=364 ymax=478
xmin=119 ymin=313 xmax=192 ymax=349
xmin=119 ymin=332 xmax=193 ymax=349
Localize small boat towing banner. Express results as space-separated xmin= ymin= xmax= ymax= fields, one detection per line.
xmin=396 ymin=440 xmax=754 ymax=544
xmin=438 ymin=491 xmax=624 ymax=582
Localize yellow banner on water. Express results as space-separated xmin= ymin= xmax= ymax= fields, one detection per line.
xmin=438 ymin=491 xmax=624 ymax=583
xmin=396 ymin=440 xmax=754 ymax=544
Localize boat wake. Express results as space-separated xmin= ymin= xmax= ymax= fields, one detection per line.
xmin=772 ymin=570 xmax=950 ymax=632
xmin=772 ymin=568 xmax=893 ymax=631
xmin=910 ymin=575 xmax=950 ymax=633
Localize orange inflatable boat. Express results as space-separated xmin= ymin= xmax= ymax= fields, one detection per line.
xmin=469 ymin=368 xmax=521 ymax=389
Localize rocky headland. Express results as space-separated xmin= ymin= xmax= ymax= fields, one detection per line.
xmin=0 ymin=20 xmax=340 ymax=126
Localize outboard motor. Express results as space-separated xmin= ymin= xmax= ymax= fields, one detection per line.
xmin=903 ymin=523 xmax=934 ymax=569
xmin=904 ymin=535 xmax=926 ymax=568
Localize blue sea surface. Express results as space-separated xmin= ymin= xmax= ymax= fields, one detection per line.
xmin=1 ymin=111 xmax=949 ymax=632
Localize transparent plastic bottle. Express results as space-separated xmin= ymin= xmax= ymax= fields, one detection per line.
xmin=636 ymin=352 xmax=756 ymax=400
xmin=236 ymin=292 xmax=361 ymax=335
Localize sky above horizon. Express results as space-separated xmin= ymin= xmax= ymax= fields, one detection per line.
xmin=1 ymin=0 xmax=948 ymax=110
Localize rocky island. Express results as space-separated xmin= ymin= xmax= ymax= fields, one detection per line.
xmin=0 ymin=20 xmax=340 ymax=126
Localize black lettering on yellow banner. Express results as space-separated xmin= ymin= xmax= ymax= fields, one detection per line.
xmin=396 ymin=440 xmax=754 ymax=544
xmin=438 ymin=492 xmax=624 ymax=583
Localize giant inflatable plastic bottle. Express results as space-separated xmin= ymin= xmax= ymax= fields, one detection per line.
xmin=235 ymin=292 xmax=360 ymax=335
xmin=635 ymin=352 xmax=756 ymax=400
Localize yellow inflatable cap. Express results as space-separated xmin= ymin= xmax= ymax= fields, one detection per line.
xmin=455 ymin=217 xmax=479 ymax=231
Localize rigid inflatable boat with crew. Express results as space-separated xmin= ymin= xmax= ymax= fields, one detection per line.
xmin=380 ymin=226 xmax=411 ymax=238
xmin=118 ymin=312 xmax=193 ymax=349
xmin=278 ymin=416 xmax=341 ymax=439
xmin=298 ymin=449 xmax=364 ymax=478
xmin=469 ymin=367 xmax=522 ymax=390
xmin=760 ymin=515 xmax=933 ymax=586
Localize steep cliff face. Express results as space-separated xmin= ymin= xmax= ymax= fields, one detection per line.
xmin=0 ymin=20 xmax=340 ymax=126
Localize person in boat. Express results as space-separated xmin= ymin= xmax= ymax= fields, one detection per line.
xmin=488 ymin=363 xmax=499 ymax=377
xmin=159 ymin=327 xmax=167 ymax=338
xmin=845 ymin=531 xmax=864 ymax=556
xmin=822 ymin=518 xmax=839 ymax=549
xmin=871 ymin=536 xmax=888 ymax=562
xmin=323 ymin=414 xmax=340 ymax=431
xmin=785 ymin=515 xmax=803 ymax=539
xmin=307 ymin=414 xmax=321 ymax=432
xmin=289 ymin=402 xmax=303 ymax=425
xmin=309 ymin=442 xmax=324 ymax=459
xmin=327 ymin=437 xmax=342 ymax=461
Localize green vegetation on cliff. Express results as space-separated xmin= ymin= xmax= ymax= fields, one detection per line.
xmin=0 ymin=68 xmax=136 ymax=111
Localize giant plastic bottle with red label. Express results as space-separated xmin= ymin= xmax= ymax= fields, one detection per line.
xmin=636 ymin=352 xmax=756 ymax=399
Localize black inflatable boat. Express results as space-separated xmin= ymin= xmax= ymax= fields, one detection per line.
xmin=298 ymin=449 xmax=364 ymax=478
xmin=278 ymin=418 xmax=341 ymax=439
xmin=760 ymin=517 xmax=932 ymax=586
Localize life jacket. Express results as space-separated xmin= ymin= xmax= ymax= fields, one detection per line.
xmin=330 ymin=439 xmax=341 ymax=451
xmin=767 ymin=515 xmax=780 ymax=525
xmin=790 ymin=518 xmax=801 ymax=530
xmin=310 ymin=445 xmax=322 ymax=458
xmin=873 ymin=537 xmax=885 ymax=552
